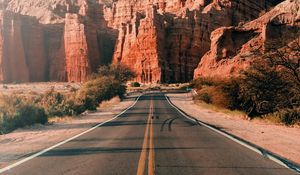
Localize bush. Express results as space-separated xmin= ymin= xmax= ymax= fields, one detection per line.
xmin=0 ymin=95 xmax=48 ymax=134
xmin=191 ymin=77 xmax=216 ymax=89
xmin=238 ymin=62 xmax=292 ymax=117
xmin=77 ymin=76 xmax=126 ymax=110
xmin=196 ymin=85 xmax=233 ymax=109
xmin=193 ymin=77 xmax=240 ymax=109
xmin=0 ymin=63 xmax=134 ymax=134
xmin=36 ymin=89 xmax=67 ymax=117
xmin=14 ymin=105 xmax=48 ymax=128
xmin=97 ymin=63 xmax=135 ymax=83
xmin=193 ymin=61 xmax=299 ymax=125
xmin=269 ymin=108 xmax=300 ymax=125
xmin=131 ymin=82 xmax=141 ymax=87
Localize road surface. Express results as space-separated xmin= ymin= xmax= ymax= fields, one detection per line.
xmin=1 ymin=93 xmax=297 ymax=175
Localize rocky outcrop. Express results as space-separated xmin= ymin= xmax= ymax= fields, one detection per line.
xmin=194 ymin=0 xmax=300 ymax=79
xmin=0 ymin=0 xmax=286 ymax=83
xmin=0 ymin=10 xmax=46 ymax=83
xmin=110 ymin=0 xmax=283 ymax=83
xmin=113 ymin=6 xmax=168 ymax=83
xmin=0 ymin=0 xmax=112 ymax=83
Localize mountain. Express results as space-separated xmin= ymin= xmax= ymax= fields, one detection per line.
xmin=0 ymin=0 xmax=290 ymax=83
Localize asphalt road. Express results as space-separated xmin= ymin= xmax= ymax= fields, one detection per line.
xmin=2 ymin=93 xmax=297 ymax=175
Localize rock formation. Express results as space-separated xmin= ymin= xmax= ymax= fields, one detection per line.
xmin=194 ymin=0 xmax=300 ymax=79
xmin=0 ymin=0 xmax=111 ymax=82
xmin=0 ymin=0 xmax=287 ymax=83
xmin=110 ymin=0 xmax=283 ymax=83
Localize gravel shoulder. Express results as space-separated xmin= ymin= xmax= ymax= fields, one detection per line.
xmin=0 ymin=94 xmax=140 ymax=168
xmin=167 ymin=92 xmax=300 ymax=165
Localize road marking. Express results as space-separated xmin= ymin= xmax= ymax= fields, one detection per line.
xmin=148 ymin=99 xmax=155 ymax=175
xmin=164 ymin=94 xmax=300 ymax=174
xmin=0 ymin=94 xmax=142 ymax=174
xmin=136 ymin=102 xmax=151 ymax=175
xmin=137 ymin=95 xmax=155 ymax=175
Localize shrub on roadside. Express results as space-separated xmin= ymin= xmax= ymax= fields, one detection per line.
xmin=0 ymin=95 xmax=48 ymax=134
xmin=193 ymin=78 xmax=240 ymax=109
xmin=238 ymin=63 xmax=289 ymax=117
xmin=96 ymin=63 xmax=135 ymax=83
xmin=269 ymin=108 xmax=300 ymax=125
xmin=36 ymin=89 xmax=68 ymax=117
xmin=192 ymin=61 xmax=299 ymax=125
xmin=77 ymin=76 xmax=126 ymax=110
xmin=0 ymin=64 xmax=134 ymax=134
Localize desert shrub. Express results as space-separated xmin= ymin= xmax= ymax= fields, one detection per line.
xmin=77 ymin=76 xmax=126 ymax=110
xmin=63 ymin=94 xmax=86 ymax=115
xmin=238 ymin=61 xmax=292 ymax=117
xmin=191 ymin=77 xmax=216 ymax=89
xmin=97 ymin=63 xmax=135 ymax=83
xmin=1 ymin=64 xmax=134 ymax=134
xmin=13 ymin=104 xmax=48 ymax=128
xmin=196 ymin=91 xmax=212 ymax=104
xmin=268 ymin=108 xmax=300 ymax=125
xmin=193 ymin=77 xmax=240 ymax=109
xmin=131 ymin=82 xmax=141 ymax=87
xmin=36 ymin=89 xmax=70 ymax=117
xmin=0 ymin=95 xmax=48 ymax=134
xmin=196 ymin=85 xmax=233 ymax=108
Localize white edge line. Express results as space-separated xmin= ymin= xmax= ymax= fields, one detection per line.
xmin=0 ymin=94 xmax=143 ymax=174
xmin=164 ymin=94 xmax=300 ymax=174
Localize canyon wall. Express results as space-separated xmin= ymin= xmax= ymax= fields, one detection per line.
xmin=194 ymin=0 xmax=300 ymax=79
xmin=109 ymin=0 xmax=284 ymax=83
xmin=0 ymin=0 xmax=286 ymax=83
xmin=0 ymin=0 xmax=110 ymax=83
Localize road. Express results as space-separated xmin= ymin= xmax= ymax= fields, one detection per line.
xmin=1 ymin=93 xmax=297 ymax=175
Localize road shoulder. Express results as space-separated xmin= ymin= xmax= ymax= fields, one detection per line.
xmin=167 ymin=93 xmax=300 ymax=166
xmin=0 ymin=94 xmax=140 ymax=168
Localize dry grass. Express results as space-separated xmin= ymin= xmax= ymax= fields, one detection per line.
xmin=0 ymin=82 xmax=81 ymax=95
xmin=48 ymin=116 xmax=73 ymax=124
xmin=195 ymin=100 xmax=246 ymax=119
xmin=99 ymin=96 xmax=121 ymax=110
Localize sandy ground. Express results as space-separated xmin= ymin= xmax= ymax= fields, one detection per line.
xmin=0 ymin=82 xmax=81 ymax=95
xmin=0 ymin=94 xmax=140 ymax=168
xmin=167 ymin=93 xmax=300 ymax=165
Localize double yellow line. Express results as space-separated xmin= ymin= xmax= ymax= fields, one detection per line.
xmin=136 ymin=96 xmax=155 ymax=175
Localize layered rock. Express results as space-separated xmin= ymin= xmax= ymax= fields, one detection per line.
xmin=0 ymin=0 xmax=111 ymax=83
xmin=0 ymin=10 xmax=45 ymax=83
xmin=113 ymin=6 xmax=168 ymax=83
xmin=0 ymin=0 xmax=286 ymax=83
xmin=194 ymin=0 xmax=300 ymax=79
xmin=110 ymin=0 xmax=283 ymax=83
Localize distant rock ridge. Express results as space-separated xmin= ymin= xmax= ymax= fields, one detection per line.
xmin=194 ymin=0 xmax=300 ymax=79
xmin=0 ymin=0 xmax=287 ymax=83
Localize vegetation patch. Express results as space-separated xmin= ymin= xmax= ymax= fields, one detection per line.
xmin=0 ymin=64 xmax=135 ymax=134
xmin=192 ymin=40 xmax=300 ymax=125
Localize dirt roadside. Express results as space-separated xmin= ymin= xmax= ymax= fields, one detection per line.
xmin=0 ymin=94 xmax=140 ymax=168
xmin=167 ymin=93 xmax=300 ymax=165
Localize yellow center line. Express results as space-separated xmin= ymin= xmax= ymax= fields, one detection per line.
xmin=148 ymin=99 xmax=155 ymax=175
xmin=136 ymin=96 xmax=153 ymax=175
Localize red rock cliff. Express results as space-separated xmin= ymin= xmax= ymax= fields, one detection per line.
xmin=110 ymin=0 xmax=283 ymax=83
xmin=194 ymin=0 xmax=300 ymax=79
xmin=0 ymin=0 xmax=285 ymax=83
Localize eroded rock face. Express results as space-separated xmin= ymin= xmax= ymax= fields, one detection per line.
xmin=0 ymin=0 xmax=285 ymax=83
xmin=0 ymin=0 xmax=110 ymax=83
xmin=194 ymin=0 xmax=300 ymax=79
xmin=0 ymin=11 xmax=42 ymax=83
xmin=110 ymin=0 xmax=283 ymax=83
